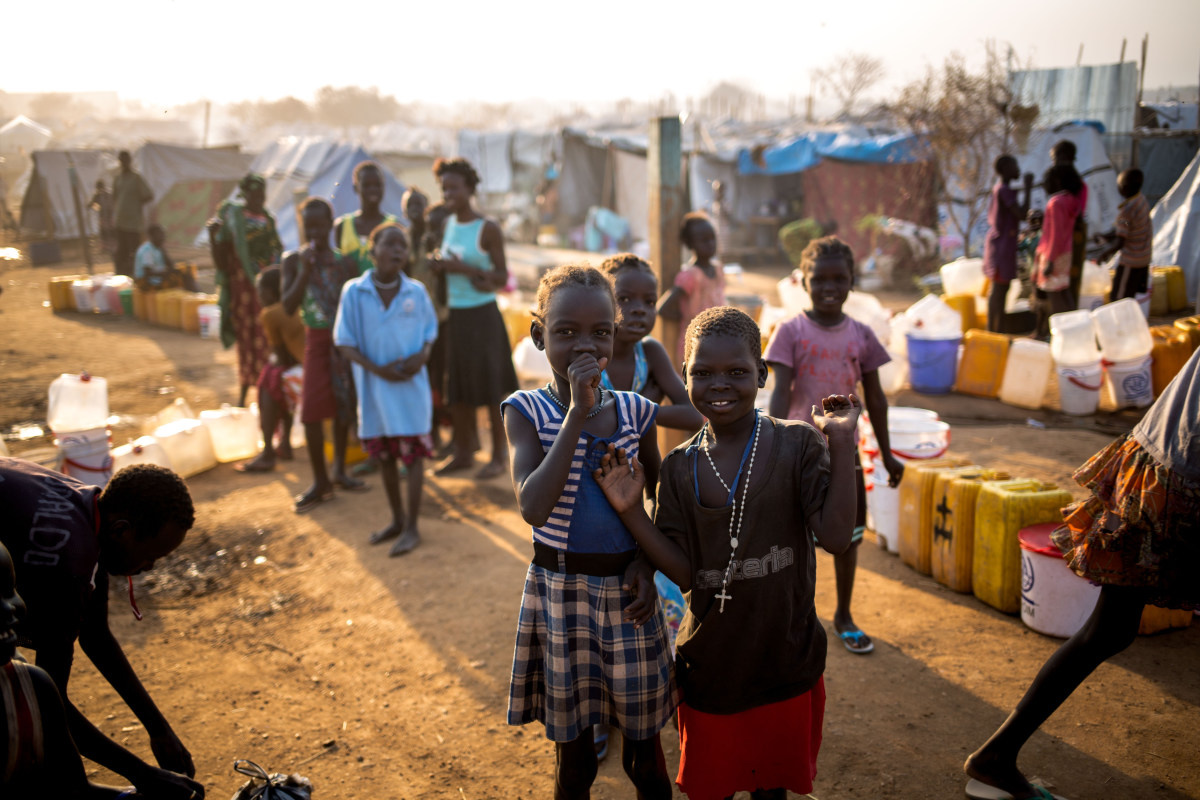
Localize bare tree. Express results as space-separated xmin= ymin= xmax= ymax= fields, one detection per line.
xmin=813 ymin=53 xmax=885 ymax=117
xmin=889 ymin=44 xmax=1031 ymax=255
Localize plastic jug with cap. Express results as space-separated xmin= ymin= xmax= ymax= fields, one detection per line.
xmin=48 ymin=372 xmax=110 ymax=433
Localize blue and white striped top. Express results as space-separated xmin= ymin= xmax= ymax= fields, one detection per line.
xmin=501 ymin=388 xmax=658 ymax=553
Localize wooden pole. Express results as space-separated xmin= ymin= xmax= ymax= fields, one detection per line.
xmin=66 ymin=155 xmax=93 ymax=274
xmin=648 ymin=116 xmax=685 ymax=453
xmin=1133 ymin=34 xmax=1149 ymax=167
xmin=203 ymin=100 xmax=211 ymax=148
xmin=1119 ymin=38 xmax=1127 ymax=64
xmin=1076 ymin=43 xmax=1084 ymax=66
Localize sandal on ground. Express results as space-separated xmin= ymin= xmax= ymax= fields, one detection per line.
xmin=294 ymin=487 xmax=335 ymax=514
xmin=351 ymin=458 xmax=380 ymax=477
xmin=965 ymin=778 xmax=1067 ymax=800
xmin=593 ymin=724 xmax=609 ymax=763
xmin=333 ymin=475 xmax=371 ymax=492
xmin=836 ymin=627 xmax=874 ymax=655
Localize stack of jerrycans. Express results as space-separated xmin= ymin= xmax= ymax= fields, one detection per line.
xmin=929 ymin=468 xmax=1010 ymax=592
xmin=972 ymin=480 xmax=1073 ymax=613
xmin=897 ymin=457 xmax=972 ymax=575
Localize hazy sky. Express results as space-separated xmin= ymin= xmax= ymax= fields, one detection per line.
xmin=7 ymin=0 xmax=1199 ymax=107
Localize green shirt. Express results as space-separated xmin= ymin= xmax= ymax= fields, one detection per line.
xmin=112 ymin=170 xmax=153 ymax=232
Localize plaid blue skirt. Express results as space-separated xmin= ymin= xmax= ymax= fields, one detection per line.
xmin=507 ymin=563 xmax=677 ymax=742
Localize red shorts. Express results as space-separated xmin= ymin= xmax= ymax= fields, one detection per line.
xmin=362 ymin=434 xmax=434 ymax=466
xmin=676 ymin=678 xmax=825 ymax=800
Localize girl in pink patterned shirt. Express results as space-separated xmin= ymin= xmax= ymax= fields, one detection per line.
xmin=658 ymin=212 xmax=726 ymax=363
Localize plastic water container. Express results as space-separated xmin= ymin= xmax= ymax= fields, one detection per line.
xmin=972 ymin=480 xmax=1073 ymax=614
xmin=133 ymin=287 xmax=151 ymax=320
xmin=955 ymin=330 xmax=1009 ymax=397
xmin=1149 ymin=271 xmax=1170 ymax=316
xmin=1174 ymin=316 xmax=1200 ymax=351
xmin=111 ymin=436 xmax=174 ymax=472
xmin=197 ymin=304 xmax=221 ymax=339
xmin=153 ymin=418 xmax=218 ymax=478
xmin=930 ymin=473 xmax=1007 ymax=593
xmin=1091 ymin=298 xmax=1153 ymax=362
xmin=71 ymin=278 xmax=94 ymax=312
xmin=1019 ymin=523 xmax=1101 ymax=638
xmin=1102 ymin=355 xmax=1154 ymax=409
xmin=1049 ymin=309 xmax=1100 ymax=366
xmin=200 ymin=405 xmax=262 ymax=463
xmin=1055 ymin=361 xmax=1103 ymax=416
xmin=180 ymin=293 xmax=207 ymax=334
xmin=858 ymin=407 xmax=939 ymax=457
xmin=56 ymin=427 xmax=112 ymax=487
xmin=48 ymin=373 xmax=109 ymax=433
xmin=999 ymin=340 xmax=1053 ymax=409
xmin=119 ymin=287 xmax=134 ymax=317
xmin=889 ymin=417 xmax=950 ymax=460
xmin=939 ymin=258 xmax=987 ymax=297
xmin=898 ymin=460 xmax=975 ymax=575
xmin=942 ymin=294 xmax=978 ymax=333
xmin=906 ymin=334 xmax=961 ymax=394
xmin=868 ymin=456 xmax=901 ymax=554
xmin=905 ymin=294 xmax=963 ymax=339
xmin=1154 ymin=266 xmax=1188 ymax=311
xmin=48 ymin=275 xmax=82 ymax=311
xmin=156 ymin=290 xmax=185 ymax=328
xmin=513 ymin=336 xmax=553 ymax=382
xmin=842 ymin=291 xmax=892 ymax=346
xmin=1150 ymin=326 xmax=1193 ymax=395
xmin=102 ymin=275 xmax=132 ymax=312
xmin=777 ymin=272 xmax=810 ymax=316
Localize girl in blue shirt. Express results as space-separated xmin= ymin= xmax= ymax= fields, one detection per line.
xmin=334 ymin=223 xmax=438 ymax=556
xmin=501 ymin=265 xmax=675 ymax=800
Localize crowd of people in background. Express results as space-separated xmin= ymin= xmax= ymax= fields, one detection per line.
xmin=3 ymin=143 xmax=1196 ymax=800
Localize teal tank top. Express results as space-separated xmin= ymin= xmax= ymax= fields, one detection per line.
xmin=442 ymin=216 xmax=496 ymax=309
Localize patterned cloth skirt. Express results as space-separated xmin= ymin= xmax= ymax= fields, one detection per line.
xmin=507 ymin=563 xmax=677 ymax=743
xmin=1052 ymin=434 xmax=1200 ymax=610
xmin=229 ymin=265 xmax=269 ymax=388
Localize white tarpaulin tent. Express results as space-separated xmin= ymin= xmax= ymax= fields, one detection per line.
xmin=0 ymin=115 xmax=52 ymax=154
xmin=135 ymin=142 xmax=253 ymax=248
xmin=942 ymin=124 xmax=1122 ymax=256
xmin=195 ymin=137 xmax=408 ymax=251
xmin=19 ymin=150 xmax=112 ymax=239
xmin=1150 ymin=148 xmax=1200 ymax=303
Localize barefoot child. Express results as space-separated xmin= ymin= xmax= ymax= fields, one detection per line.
xmin=593 ymin=306 xmax=864 ymax=799
xmin=964 ymin=348 xmax=1200 ymax=800
xmin=282 ymin=197 xmax=369 ymax=513
xmin=599 ymin=253 xmax=704 ymax=432
xmin=765 ymin=236 xmax=903 ymax=656
xmin=236 ymin=267 xmax=305 ymax=472
xmin=334 ymin=223 xmax=437 ymax=556
xmin=502 ymin=265 xmax=675 ymax=799
xmin=1096 ymin=168 xmax=1152 ymax=302
xmin=658 ymin=212 xmax=726 ymax=364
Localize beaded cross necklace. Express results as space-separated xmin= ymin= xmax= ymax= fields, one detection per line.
xmin=701 ymin=410 xmax=762 ymax=613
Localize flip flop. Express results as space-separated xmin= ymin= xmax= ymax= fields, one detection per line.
xmin=294 ymin=488 xmax=335 ymax=514
xmin=965 ymin=778 xmax=1067 ymax=800
xmin=836 ymin=628 xmax=875 ymax=654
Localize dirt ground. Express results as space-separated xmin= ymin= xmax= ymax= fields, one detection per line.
xmin=1 ymin=244 xmax=1198 ymax=800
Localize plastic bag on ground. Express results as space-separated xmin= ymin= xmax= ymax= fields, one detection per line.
xmin=230 ymin=760 xmax=313 ymax=800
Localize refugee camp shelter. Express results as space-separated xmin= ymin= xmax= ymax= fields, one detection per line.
xmin=197 ymin=138 xmax=409 ymax=251
xmin=1150 ymin=148 xmax=1200 ymax=303
xmin=19 ymin=150 xmax=111 ymax=238
xmin=135 ymin=141 xmax=253 ymax=248
xmin=0 ymin=115 xmax=52 ymax=156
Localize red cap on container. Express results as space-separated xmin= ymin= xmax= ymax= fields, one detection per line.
xmin=1018 ymin=522 xmax=1065 ymax=558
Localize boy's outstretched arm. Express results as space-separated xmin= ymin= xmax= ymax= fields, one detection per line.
xmin=807 ymin=394 xmax=862 ymax=555
xmin=594 ymin=446 xmax=692 ymax=590
xmin=643 ymin=339 xmax=705 ymax=431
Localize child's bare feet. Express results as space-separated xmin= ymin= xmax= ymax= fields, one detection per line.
xmin=369 ymin=523 xmax=401 ymax=545
xmin=275 ymin=442 xmax=294 ymax=461
xmin=234 ymin=452 xmax=275 ymax=473
xmin=964 ymin=748 xmax=1041 ymax=799
xmin=389 ymin=528 xmax=420 ymax=556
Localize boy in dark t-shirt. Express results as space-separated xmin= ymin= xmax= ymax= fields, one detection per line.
xmin=0 ymin=458 xmax=203 ymax=799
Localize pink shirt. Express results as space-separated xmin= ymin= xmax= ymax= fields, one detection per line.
xmin=1036 ymin=191 xmax=1081 ymax=263
xmin=764 ymin=313 xmax=890 ymax=424
xmin=674 ymin=263 xmax=726 ymax=361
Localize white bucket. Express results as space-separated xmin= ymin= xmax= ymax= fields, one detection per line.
xmin=1020 ymin=524 xmax=1101 ymax=638
xmin=1055 ymin=362 xmax=1102 ymax=416
xmin=1103 ymin=355 xmax=1154 ymax=409
xmin=57 ymin=426 xmax=112 ymax=487
xmin=889 ymin=418 xmax=950 ymax=460
xmin=197 ymin=304 xmax=221 ymax=339
xmin=111 ymin=435 xmax=173 ymax=472
xmin=868 ymin=456 xmax=901 ymax=554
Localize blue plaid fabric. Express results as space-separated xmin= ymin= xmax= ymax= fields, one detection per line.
xmin=508 ymin=564 xmax=677 ymax=742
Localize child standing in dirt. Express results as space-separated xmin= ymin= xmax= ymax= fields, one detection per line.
xmin=1096 ymin=168 xmax=1152 ymax=302
xmin=237 ymin=266 xmax=305 ymax=473
xmin=657 ymin=212 xmax=726 ymax=363
xmin=593 ymin=305 xmax=863 ymax=799
xmin=765 ymin=236 xmax=904 ymax=656
xmin=964 ymin=347 xmax=1200 ymax=800
xmin=334 ymin=223 xmax=437 ymax=556
xmin=983 ymin=156 xmax=1034 ymax=332
xmin=502 ymin=265 xmax=675 ymax=800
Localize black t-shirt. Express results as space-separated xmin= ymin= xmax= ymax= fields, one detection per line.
xmin=655 ymin=418 xmax=830 ymax=715
xmin=0 ymin=458 xmax=101 ymax=652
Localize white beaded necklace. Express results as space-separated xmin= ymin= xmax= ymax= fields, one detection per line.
xmin=372 ymin=272 xmax=400 ymax=291
xmin=544 ymin=382 xmax=606 ymax=419
xmin=701 ymin=411 xmax=761 ymax=613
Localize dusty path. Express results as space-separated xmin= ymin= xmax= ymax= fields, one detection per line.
xmin=2 ymin=252 xmax=1198 ymax=799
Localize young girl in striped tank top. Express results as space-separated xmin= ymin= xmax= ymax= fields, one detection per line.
xmin=502 ymin=265 xmax=675 ymax=799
